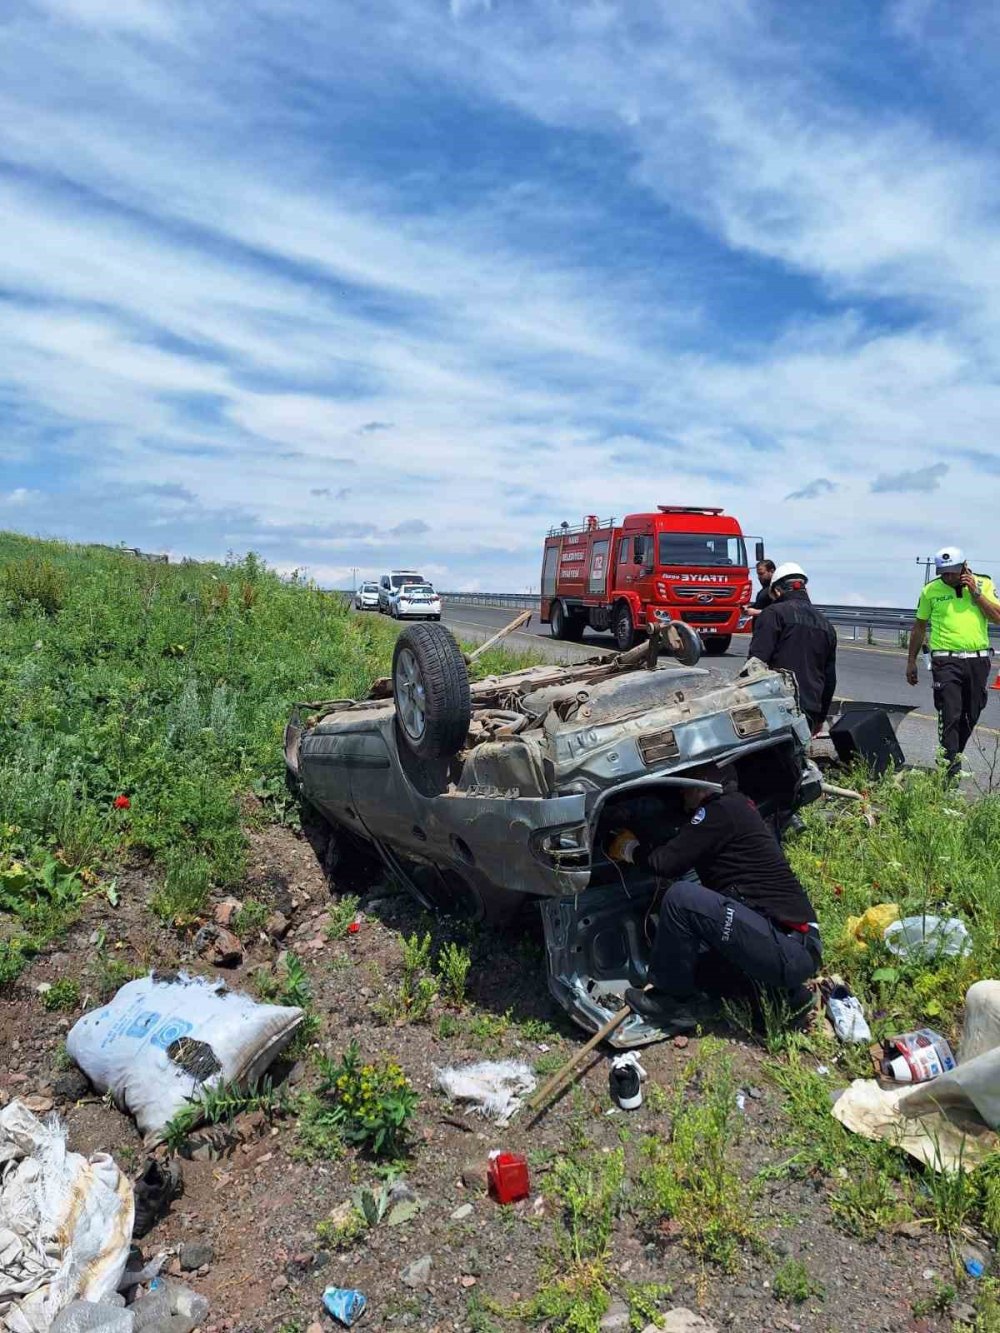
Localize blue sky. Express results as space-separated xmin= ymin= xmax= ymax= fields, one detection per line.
xmin=2 ymin=0 xmax=1000 ymax=602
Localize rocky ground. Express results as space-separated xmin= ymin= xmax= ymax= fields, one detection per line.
xmin=0 ymin=809 xmax=978 ymax=1333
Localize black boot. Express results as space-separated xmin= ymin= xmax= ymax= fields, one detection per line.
xmin=625 ymin=987 xmax=701 ymax=1032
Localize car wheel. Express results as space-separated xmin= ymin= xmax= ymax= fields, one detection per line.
xmin=613 ymin=602 xmax=637 ymax=652
xmin=392 ymin=623 xmax=471 ymax=759
xmin=550 ymin=599 xmax=568 ymax=639
xmin=703 ymin=635 xmax=732 ymax=656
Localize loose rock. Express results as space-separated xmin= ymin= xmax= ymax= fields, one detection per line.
xmin=22 ymin=1094 xmax=54 ymax=1115
xmin=648 ymin=1311 xmax=718 ymax=1333
xmin=270 ymin=1274 xmax=289 ymax=1293
xmin=266 ymin=911 xmax=290 ymax=939
xmin=451 ymin=1203 xmax=474 ymax=1222
xmin=53 ymin=1067 xmax=91 ymax=1103
xmin=213 ymin=898 xmax=243 ymax=928
xmin=400 ymin=1255 xmax=433 ymax=1288
xmin=601 ymin=1298 xmax=630 ymax=1331
xmin=194 ymin=925 xmax=243 ymax=967
xmin=180 ymin=1240 xmax=215 ymax=1271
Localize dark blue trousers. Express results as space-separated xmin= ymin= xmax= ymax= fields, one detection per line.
xmin=649 ymin=880 xmax=820 ymax=998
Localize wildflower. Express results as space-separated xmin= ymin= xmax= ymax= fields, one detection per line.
xmin=347 ymin=921 xmax=360 ymax=935
xmin=113 ymin=795 xmax=131 ymax=810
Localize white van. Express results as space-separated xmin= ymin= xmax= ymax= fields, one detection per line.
xmin=378 ymin=569 xmax=424 ymax=613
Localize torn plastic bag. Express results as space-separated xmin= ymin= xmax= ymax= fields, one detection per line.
xmin=129 ymin=1279 xmax=209 ymax=1333
xmin=883 ymin=914 xmax=971 ymax=961
xmin=434 ymin=1060 xmax=536 ymax=1125
xmin=50 ymin=1299 xmax=134 ymax=1333
xmin=66 ymin=972 xmax=303 ymax=1140
xmin=0 ymin=1101 xmax=133 ymax=1333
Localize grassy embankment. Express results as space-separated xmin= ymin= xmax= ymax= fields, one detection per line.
xmin=0 ymin=532 xmax=404 ymax=980
xmin=6 ymin=533 xmax=1000 ymax=1328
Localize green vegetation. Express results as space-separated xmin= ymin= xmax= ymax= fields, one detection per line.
xmin=41 ymin=978 xmax=80 ymax=1012
xmin=161 ymin=1077 xmax=291 ymax=1153
xmin=315 ymin=1040 xmax=418 ymax=1159
xmin=636 ymin=1038 xmax=759 ymax=1270
xmin=233 ymin=897 xmax=270 ymax=937
xmin=437 ymin=940 xmax=472 ymax=1007
xmin=325 ymin=893 xmax=361 ymax=940
xmin=772 ymin=1258 xmax=823 ymax=1305
xmin=375 ymin=931 xmax=438 ymax=1023
xmin=787 ymin=766 xmax=1000 ymax=1038
xmin=0 ymin=533 xmax=398 ymax=982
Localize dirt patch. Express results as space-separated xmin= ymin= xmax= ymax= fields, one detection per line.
xmin=0 ymin=820 xmax=970 ymax=1333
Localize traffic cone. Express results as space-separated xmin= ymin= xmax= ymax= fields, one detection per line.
xmin=992 ymin=667 xmax=1000 ymax=691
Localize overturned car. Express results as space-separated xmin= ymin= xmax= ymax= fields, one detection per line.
xmin=285 ymin=622 xmax=821 ymax=1046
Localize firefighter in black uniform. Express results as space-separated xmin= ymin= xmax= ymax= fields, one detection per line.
xmin=748 ymin=561 xmax=837 ymax=734
xmin=607 ymin=764 xmax=821 ymax=1031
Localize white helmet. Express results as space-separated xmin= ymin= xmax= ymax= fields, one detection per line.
xmin=771 ymin=562 xmax=808 ymax=588
xmin=934 ymin=545 xmax=965 ymax=572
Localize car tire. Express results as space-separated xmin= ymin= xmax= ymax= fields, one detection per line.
xmin=613 ymin=602 xmax=637 ymax=652
xmin=392 ymin=623 xmax=471 ymax=759
xmin=703 ymin=635 xmax=732 ymax=656
xmin=550 ymin=599 xmax=569 ymax=639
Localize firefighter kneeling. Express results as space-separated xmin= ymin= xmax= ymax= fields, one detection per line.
xmin=607 ymin=763 xmax=821 ymax=1032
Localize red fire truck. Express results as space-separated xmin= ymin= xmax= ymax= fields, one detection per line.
xmin=540 ymin=506 xmax=763 ymax=655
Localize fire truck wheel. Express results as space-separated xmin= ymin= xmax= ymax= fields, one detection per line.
xmin=392 ymin=623 xmax=471 ymax=759
xmin=550 ymin=600 xmax=571 ymax=640
xmin=613 ymin=602 xmax=637 ymax=651
xmin=703 ymin=635 xmax=732 ymax=656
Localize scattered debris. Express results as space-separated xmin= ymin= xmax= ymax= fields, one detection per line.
xmin=883 ymin=914 xmax=972 ymax=962
xmin=608 ymin=1052 xmax=647 ymax=1110
xmin=881 ymin=1030 xmax=956 ymax=1083
xmin=322 ymin=1286 xmax=368 ymax=1327
xmin=451 ymin=1203 xmax=474 ymax=1222
xmin=67 ymin=973 xmax=303 ymax=1138
xmin=0 ymin=1100 xmax=133 ymax=1330
xmin=824 ymin=984 xmax=872 ymax=1043
xmin=435 ymin=1060 xmax=536 ymax=1126
xmin=132 ymin=1158 xmax=183 ymax=1238
xmin=963 ymin=1244 xmax=989 ymax=1279
xmin=842 ymin=903 xmax=899 ymax=951
xmin=487 ymin=1150 xmax=530 ymax=1204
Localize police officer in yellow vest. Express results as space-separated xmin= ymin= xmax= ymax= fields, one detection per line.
xmin=906 ymin=546 xmax=1000 ymax=778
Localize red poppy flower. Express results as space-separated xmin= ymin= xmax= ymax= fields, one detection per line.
xmin=113 ymin=795 xmax=131 ymax=810
xmin=347 ymin=921 xmax=360 ymax=935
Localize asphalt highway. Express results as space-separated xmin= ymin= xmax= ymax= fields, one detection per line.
xmin=426 ymin=601 xmax=1000 ymax=788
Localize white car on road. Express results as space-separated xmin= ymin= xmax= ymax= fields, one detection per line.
xmin=355 ymin=581 xmax=379 ymax=611
xmin=390 ymin=582 xmax=442 ymax=620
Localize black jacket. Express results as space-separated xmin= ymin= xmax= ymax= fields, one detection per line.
xmin=753 ymin=584 xmax=772 ymax=611
xmin=637 ymin=791 xmax=816 ymax=925
xmin=749 ymin=590 xmax=837 ymax=721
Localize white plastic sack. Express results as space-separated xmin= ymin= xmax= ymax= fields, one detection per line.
xmin=67 ymin=972 xmax=303 ymax=1140
xmin=434 ymin=1060 xmax=536 ymax=1126
xmin=50 ymin=1300 xmax=134 ymax=1333
xmin=0 ymin=1101 xmax=133 ymax=1333
xmin=883 ymin=914 xmax=971 ymax=961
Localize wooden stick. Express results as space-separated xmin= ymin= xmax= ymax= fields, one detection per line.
xmin=525 ymin=1004 xmax=632 ymax=1114
xmin=820 ymin=781 xmax=866 ymax=801
xmin=464 ymin=610 xmax=533 ymax=663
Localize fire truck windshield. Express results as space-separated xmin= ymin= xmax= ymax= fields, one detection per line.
xmin=657 ymin=533 xmax=747 ymax=568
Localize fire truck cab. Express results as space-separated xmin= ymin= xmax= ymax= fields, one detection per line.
xmin=540 ymin=506 xmax=762 ymax=655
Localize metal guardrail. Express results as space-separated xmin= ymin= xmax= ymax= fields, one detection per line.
xmin=437 ymin=592 xmax=999 ymax=643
